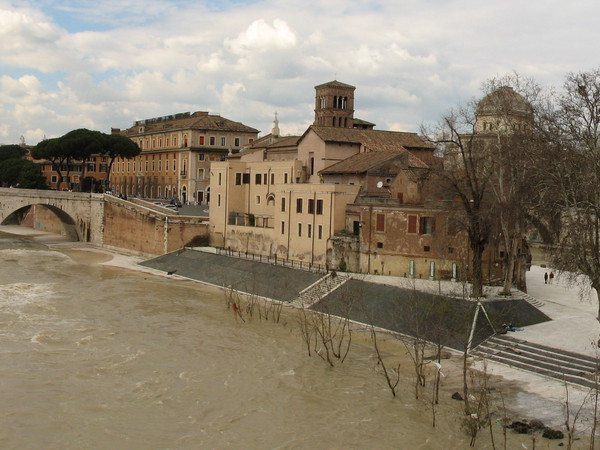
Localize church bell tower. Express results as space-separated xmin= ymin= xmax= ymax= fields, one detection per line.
xmin=314 ymin=80 xmax=355 ymax=128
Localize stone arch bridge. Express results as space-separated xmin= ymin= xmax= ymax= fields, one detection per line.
xmin=0 ymin=188 xmax=208 ymax=255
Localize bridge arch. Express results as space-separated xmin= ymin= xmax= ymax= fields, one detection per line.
xmin=3 ymin=204 xmax=81 ymax=241
xmin=0 ymin=188 xmax=105 ymax=245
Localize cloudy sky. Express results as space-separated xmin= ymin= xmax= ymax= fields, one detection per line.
xmin=1 ymin=0 xmax=598 ymax=145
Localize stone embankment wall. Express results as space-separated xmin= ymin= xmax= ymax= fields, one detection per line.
xmin=103 ymin=197 xmax=208 ymax=256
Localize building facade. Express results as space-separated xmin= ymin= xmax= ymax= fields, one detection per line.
xmin=110 ymin=111 xmax=258 ymax=203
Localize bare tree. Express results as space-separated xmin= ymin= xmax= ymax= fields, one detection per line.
xmin=424 ymin=101 xmax=496 ymax=298
xmin=543 ymin=69 xmax=600 ymax=323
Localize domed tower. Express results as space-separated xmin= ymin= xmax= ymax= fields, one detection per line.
xmin=476 ymin=86 xmax=534 ymax=134
xmin=314 ymin=80 xmax=355 ymax=128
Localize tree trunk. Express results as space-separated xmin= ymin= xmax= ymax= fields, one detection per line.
xmin=501 ymin=239 xmax=518 ymax=295
xmin=470 ymin=239 xmax=485 ymax=298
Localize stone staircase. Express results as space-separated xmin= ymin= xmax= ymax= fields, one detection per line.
xmin=472 ymin=334 xmax=599 ymax=389
xmin=511 ymin=290 xmax=545 ymax=308
xmin=289 ymin=273 xmax=350 ymax=308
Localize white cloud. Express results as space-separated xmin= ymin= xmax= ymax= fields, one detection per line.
xmin=226 ymin=19 xmax=297 ymax=54
xmin=2 ymin=0 xmax=600 ymax=144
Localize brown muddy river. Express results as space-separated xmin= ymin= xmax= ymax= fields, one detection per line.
xmin=0 ymin=232 xmax=577 ymax=449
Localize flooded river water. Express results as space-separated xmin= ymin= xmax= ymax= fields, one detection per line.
xmin=0 ymin=228 xmax=575 ymax=449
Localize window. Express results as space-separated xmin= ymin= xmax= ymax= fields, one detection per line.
xmin=199 ymin=154 xmax=205 ymax=161
xmin=210 ymin=137 xmax=216 ymax=146
xmin=308 ymin=199 xmax=315 ymax=214
xmin=309 ymin=153 xmax=315 ymax=175
xmin=166 ymin=160 xmax=169 ymax=171
xmin=100 ymin=164 xmax=107 ymax=173
xmin=263 ymin=174 xmax=267 ymax=184
xmin=173 ymin=137 xmax=177 ymax=146
xmin=145 ymin=160 xmax=149 ymax=172
xmin=376 ymin=214 xmax=385 ymax=232
xmin=234 ymin=137 xmax=240 ymax=147
xmin=158 ymin=160 xmax=162 ymax=171
xmin=284 ymin=173 xmax=289 ymax=183
xmin=242 ymin=173 xmax=250 ymax=184
xmin=152 ymin=160 xmax=155 ymax=171
xmin=256 ymin=195 xmax=261 ymax=205
xmin=199 ymin=136 xmax=205 ymax=145
xmin=221 ymin=137 xmax=226 ymax=146
xmin=235 ymin=173 xmax=242 ymax=185
xmin=420 ymin=217 xmax=435 ymax=235
xmin=281 ymin=197 xmax=286 ymax=212
xmin=448 ymin=247 xmax=454 ymax=254
xmin=308 ymin=224 xmax=312 ymax=238
xmin=51 ymin=175 xmax=57 ymax=183
xmin=424 ymin=246 xmax=431 ymax=252
xmin=270 ymin=173 xmax=275 ymax=184
xmin=298 ymin=223 xmax=302 ymax=237
xmin=198 ymin=168 xmax=205 ymax=179
xmin=281 ymin=221 xmax=285 ymax=234
xmin=318 ymin=225 xmax=323 ymax=239
xmin=407 ymin=215 xmax=417 ymax=234
xmin=447 ymin=217 xmax=457 ymax=236
xmin=218 ymin=173 xmax=222 ymax=186
xmin=218 ymin=194 xmax=221 ymax=207
xmin=296 ymin=198 xmax=303 ymax=213
xmin=397 ymin=193 xmax=404 ymax=203
xmin=316 ymin=199 xmax=323 ymax=215
xmin=377 ymin=242 xmax=384 ymax=249
xmin=87 ymin=163 xmax=96 ymax=172
xmin=255 ymin=173 xmax=262 ymax=185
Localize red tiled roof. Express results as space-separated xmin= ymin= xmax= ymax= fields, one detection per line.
xmin=123 ymin=113 xmax=258 ymax=135
xmin=305 ymin=126 xmax=433 ymax=151
xmin=320 ymin=150 xmax=429 ymax=174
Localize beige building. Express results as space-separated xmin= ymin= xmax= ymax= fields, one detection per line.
xmin=111 ymin=111 xmax=258 ymax=204
xmin=210 ymin=158 xmax=359 ymax=265
xmin=209 ymin=81 xmax=447 ymax=274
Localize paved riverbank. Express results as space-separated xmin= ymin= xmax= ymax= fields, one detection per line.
xmin=141 ymin=248 xmax=550 ymax=351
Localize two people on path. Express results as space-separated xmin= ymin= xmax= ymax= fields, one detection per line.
xmin=544 ymin=271 xmax=555 ymax=284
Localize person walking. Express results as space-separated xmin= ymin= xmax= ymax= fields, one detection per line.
xmin=549 ymin=271 xmax=555 ymax=284
xmin=544 ymin=272 xmax=548 ymax=284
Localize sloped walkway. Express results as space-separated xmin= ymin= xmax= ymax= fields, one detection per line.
xmin=140 ymin=248 xmax=322 ymax=303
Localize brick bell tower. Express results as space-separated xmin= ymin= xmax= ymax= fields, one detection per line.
xmin=314 ymin=80 xmax=355 ymax=128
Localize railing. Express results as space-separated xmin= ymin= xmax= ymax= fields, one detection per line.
xmin=214 ymin=247 xmax=329 ymax=273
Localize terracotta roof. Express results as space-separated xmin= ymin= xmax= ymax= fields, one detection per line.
xmin=320 ymin=150 xmax=429 ymax=174
xmin=305 ymin=126 xmax=433 ymax=151
xmin=123 ymin=112 xmax=259 ymax=135
xmin=315 ymin=80 xmax=356 ymax=89
xmin=236 ymin=134 xmax=301 ymax=157
xmin=353 ymin=118 xmax=376 ymax=126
